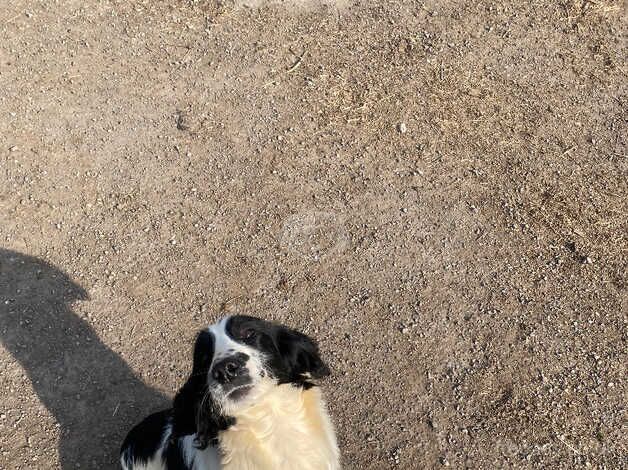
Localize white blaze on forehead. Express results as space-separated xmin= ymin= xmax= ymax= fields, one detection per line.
xmin=208 ymin=316 xmax=239 ymax=367
xmin=207 ymin=316 xmax=264 ymax=372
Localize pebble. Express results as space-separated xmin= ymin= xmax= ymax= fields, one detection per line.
xmin=397 ymin=122 xmax=407 ymax=134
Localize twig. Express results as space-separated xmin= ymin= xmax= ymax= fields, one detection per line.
xmin=555 ymin=433 xmax=581 ymax=455
xmin=562 ymin=145 xmax=577 ymax=156
xmin=287 ymin=51 xmax=308 ymax=73
xmin=3 ymin=13 xmax=20 ymax=24
xmin=164 ymin=43 xmax=191 ymax=49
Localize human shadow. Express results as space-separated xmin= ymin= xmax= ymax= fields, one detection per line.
xmin=0 ymin=249 xmax=169 ymax=469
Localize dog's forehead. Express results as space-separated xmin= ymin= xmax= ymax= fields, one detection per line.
xmin=206 ymin=316 xmax=255 ymax=362
xmin=207 ymin=317 xmax=233 ymax=353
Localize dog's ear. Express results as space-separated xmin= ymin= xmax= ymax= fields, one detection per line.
xmin=171 ymin=330 xmax=235 ymax=448
xmin=171 ymin=374 xmax=203 ymax=440
xmin=171 ymin=370 xmax=235 ymax=449
xmin=277 ymin=327 xmax=330 ymax=382
xmin=171 ymin=330 xmax=212 ymax=438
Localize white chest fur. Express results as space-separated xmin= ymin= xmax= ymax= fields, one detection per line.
xmin=219 ymin=385 xmax=340 ymax=470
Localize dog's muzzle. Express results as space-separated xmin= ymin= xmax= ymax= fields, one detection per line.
xmin=211 ymin=353 xmax=252 ymax=397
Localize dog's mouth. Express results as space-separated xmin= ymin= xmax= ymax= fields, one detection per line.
xmin=227 ymin=385 xmax=253 ymax=401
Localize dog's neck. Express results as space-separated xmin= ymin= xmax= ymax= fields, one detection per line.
xmin=218 ymin=384 xmax=339 ymax=470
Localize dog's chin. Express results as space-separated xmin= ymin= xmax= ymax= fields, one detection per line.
xmin=227 ymin=385 xmax=253 ymax=401
xmin=214 ymin=383 xmax=257 ymax=415
xmin=213 ymin=376 xmax=274 ymax=413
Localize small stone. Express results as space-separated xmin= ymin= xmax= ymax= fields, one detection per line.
xmin=397 ymin=122 xmax=407 ymax=134
xmin=9 ymin=145 xmax=18 ymax=152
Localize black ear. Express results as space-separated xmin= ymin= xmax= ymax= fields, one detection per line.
xmin=170 ymin=330 xmax=235 ymax=448
xmin=171 ymin=375 xmax=235 ymax=449
xmin=171 ymin=374 xmax=204 ymax=440
xmin=277 ymin=328 xmax=330 ymax=383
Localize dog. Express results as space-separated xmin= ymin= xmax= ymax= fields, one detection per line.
xmin=120 ymin=315 xmax=340 ymax=470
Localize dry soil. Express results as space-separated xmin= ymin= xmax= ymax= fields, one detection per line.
xmin=0 ymin=1 xmax=626 ymax=469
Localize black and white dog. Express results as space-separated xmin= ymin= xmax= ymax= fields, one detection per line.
xmin=121 ymin=315 xmax=339 ymax=470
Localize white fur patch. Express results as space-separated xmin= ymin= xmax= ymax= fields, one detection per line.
xmin=220 ymin=384 xmax=340 ymax=470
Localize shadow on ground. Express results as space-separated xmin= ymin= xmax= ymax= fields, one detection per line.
xmin=0 ymin=249 xmax=168 ymax=469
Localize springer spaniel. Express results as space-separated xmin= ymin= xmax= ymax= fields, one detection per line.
xmin=120 ymin=315 xmax=339 ymax=470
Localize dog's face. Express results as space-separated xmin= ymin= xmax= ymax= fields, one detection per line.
xmin=171 ymin=315 xmax=330 ymax=447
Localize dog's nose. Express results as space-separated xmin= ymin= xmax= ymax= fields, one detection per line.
xmin=212 ymin=358 xmax=245 ymax=383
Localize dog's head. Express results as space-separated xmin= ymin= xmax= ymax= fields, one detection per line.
xmin=171 ymin=315 xmax=330 ymax=447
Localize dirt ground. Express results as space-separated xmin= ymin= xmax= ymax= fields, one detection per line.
xmin=0 ymin=0 xmax=626 ymax=468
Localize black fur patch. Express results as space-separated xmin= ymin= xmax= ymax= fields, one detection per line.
xmin=120 ymin=410 xmax=171 ymax=467
xmin=226 ymin=316 xmax=330 ymax=387
xmin=164 ymin=439 xmax=193 ymax=470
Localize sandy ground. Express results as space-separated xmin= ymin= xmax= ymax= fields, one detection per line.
xmin=0 ymin=1 xmax=626 ymax=469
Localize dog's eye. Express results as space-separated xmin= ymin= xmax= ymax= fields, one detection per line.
xmin=239 ymin=328 xmax=256 ymax=340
